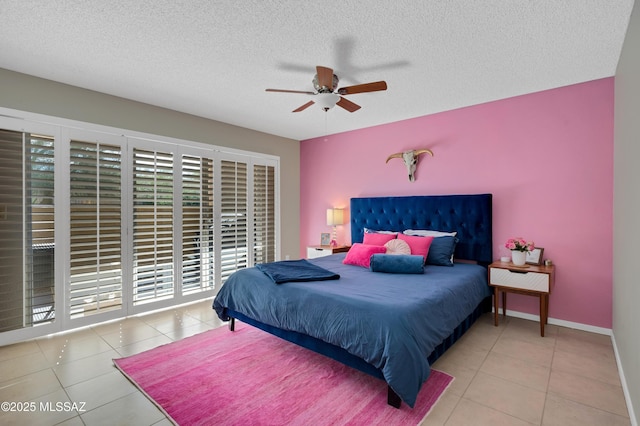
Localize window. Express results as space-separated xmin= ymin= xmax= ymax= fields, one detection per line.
xmin=132 ymin=148 xmax=175 ymax=305
xmin=220 ymin=160 xmax=248 ymax=283
xmin=69 ymin=140 xmax=123 ymax=318
xmin=0 ymin=129 xmax=55 ymax=332
xmin=253 ymin=164 xmax=275 ymax=264
xmin=181 ymin=155 xmax=215 ymax=294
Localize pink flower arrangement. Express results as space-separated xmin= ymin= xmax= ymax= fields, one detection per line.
xmin=505 ymin=237 xmax=535 ymax=252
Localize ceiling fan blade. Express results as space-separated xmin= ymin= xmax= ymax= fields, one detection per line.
xmin=266 ymin=89 xmax=316 ymax=95
xmin=316 ymin=66 xmax=334 ymax=91
xmin=336 ymin=96 xmax=361 ymax=113
xmin=337 ymin=81 xmax=387 ymax=95
xmin=292 ymin=100 xmax=315 ymax=112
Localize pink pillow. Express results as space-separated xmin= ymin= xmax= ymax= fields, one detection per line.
xmin=343 ymin=243 xmax=387 ymax=268
xmin=362 ymin=232 xmax=397 ymax=246
xmin=397 ymin=234 xmax=434 ymax=262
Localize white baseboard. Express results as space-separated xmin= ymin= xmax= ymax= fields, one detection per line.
xmin=611 ymin=333 xmax=638 ymax=426
xmin=493 ymin=308 xmax=612 ymax=335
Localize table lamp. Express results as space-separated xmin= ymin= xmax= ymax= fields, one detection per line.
xmin=326 ymin=208 xmax=344 ymax=247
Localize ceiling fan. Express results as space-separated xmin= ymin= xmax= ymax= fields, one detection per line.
xmin=265 ymin=65 xmax=387 ymax=113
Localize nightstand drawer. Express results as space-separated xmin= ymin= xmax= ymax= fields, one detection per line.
xmin=307 ymin=247 xmax=333 ymax=259
xmin=307 ymin=245 xmax=350 ymax=259
xmin=490 ymin=268 xmax=549 ymax=292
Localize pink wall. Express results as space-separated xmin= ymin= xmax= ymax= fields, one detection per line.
xmin=300 ymin=78 xmax=614 ymax=329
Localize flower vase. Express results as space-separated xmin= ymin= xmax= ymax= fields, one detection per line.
xmin=511 ymin=250 xmax=527 ymax=266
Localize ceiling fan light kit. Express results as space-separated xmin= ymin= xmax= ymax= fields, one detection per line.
xmin=266 ymin=65 xmax=387 ymax=113
xmin=316 ymin=93 xmax=340 ymax=111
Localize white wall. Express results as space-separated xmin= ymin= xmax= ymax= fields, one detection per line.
xmin=614 ymin=1 xmax=640 ymax=423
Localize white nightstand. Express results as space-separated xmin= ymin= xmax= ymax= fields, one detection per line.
xmin=306 ymin=245 xmax=350 ymax=259
xmin=488 ymin=261 xmax=555 ymax=337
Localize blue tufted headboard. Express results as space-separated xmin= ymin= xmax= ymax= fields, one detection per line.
xmin=350 ymin=194 xmax=493 ymax=265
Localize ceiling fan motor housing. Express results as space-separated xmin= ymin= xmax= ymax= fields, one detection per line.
xmin=313 ymin=74 xmax=339 ymax=93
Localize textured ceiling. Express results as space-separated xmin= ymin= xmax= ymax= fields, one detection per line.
xmin=0 ymin=1 xmax=634 ymax=141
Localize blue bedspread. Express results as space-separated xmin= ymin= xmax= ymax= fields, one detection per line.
xmin=213 ymin=253 xmax=490 ymax=407
xmin=255 ymin=259 xmax=340 ymax=284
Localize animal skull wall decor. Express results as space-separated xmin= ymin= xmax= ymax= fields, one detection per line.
xmin=385 ymin=149 xmax=434 ymax=182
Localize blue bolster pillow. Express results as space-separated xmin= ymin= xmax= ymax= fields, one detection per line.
xmin=369 ymin=254 xmax=425 ymax=274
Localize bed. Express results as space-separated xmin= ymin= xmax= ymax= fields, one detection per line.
xmin=213 ymin=194 xmax=493 ymax=408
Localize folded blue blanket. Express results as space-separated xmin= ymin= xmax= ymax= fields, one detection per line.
xmin=370 ymin=254 xmax=425 ymax=274
xmin=256 ymin=259 xmax=340 ymax=284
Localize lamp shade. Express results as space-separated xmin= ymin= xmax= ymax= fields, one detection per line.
xmin=326 ymin=208 xmax=344 ymax=226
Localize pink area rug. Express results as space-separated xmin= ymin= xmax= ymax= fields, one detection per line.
xmin=114 ymin=323 xmax=453 ymax=426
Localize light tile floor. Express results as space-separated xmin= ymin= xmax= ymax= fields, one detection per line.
xmin=0 ymin=301 xmax=631 ymax=425
xmin=428 ymin=314 xmax=630 ymax=426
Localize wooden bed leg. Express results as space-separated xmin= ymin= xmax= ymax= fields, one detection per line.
xmin=387 ymin=386 xmax=401 ymax=408
xmin=229 ymin=317 xmax=235 ymax=331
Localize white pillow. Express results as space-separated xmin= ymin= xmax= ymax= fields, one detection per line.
xmin=384 ymin=239 xmax=411 ymax=255
xmin=365 ymin=227 xmax=397 ymax=235
xmin=403 ymin=229 xmax=457 ymax=237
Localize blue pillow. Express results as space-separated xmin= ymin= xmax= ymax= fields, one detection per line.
xmin=370 ymin=254 xmax=424 ymax=274
xmin=426 ymin=236 xmax=458 ymax=266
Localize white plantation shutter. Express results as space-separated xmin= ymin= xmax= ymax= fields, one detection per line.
xmin=220 ymin=160 xmax=248 ymax=283
xmin=0 ymin=129 xmax=55 ymax=332
xmin=27 ymin=136 xmax=56 ymax=326
xmin=253 ymin=164 xmax=275 ymax=264
xmin=69 ymin=140 xmax=122 ymax=319
xmin=132 ymin=148 xmax=175 ymax=305
xmin=181 ymin=155 xmax=215 ymax=294
xmin=0 ymin=110 xmax=279 ymax=344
